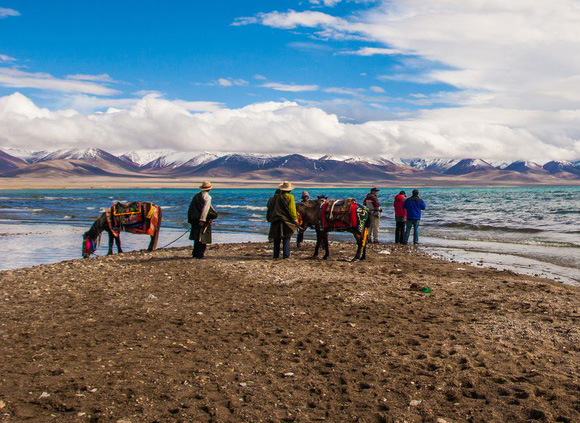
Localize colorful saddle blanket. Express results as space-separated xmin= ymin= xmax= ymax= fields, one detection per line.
xmin=321 ymin=199 xmax=369 ymax=233
xmin=105 ymin=202 xmax=158 ymax=237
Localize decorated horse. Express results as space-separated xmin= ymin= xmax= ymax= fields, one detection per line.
xmin=296 ymin=198 xmax=370 ymax=261
xmin=82 ymin=202 xmax=162 ymax=258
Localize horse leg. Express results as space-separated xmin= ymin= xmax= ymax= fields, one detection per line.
xmin=115 ymin=234 xmax=123 ymax=254
xmin=313 ymin=230 xmax=321 ymax=257
xmin=297 ymin=229 xmax=304 ymax=249
xmin=353 ymin=233 xmax=362 ymax=261
xmin=148 ymin=208 xmax=162 ymax=251
xmin=322 ymin=231 xmax=330 ymax=260
xmin=107 ymin=231 xmax=114 ymax=255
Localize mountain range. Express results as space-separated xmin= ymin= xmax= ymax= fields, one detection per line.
xmin=1 ymin=147 xmax=580 ymax=183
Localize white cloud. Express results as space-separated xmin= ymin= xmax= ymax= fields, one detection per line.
xmin=340 ymin=47 xmax=403 ymax=56
xmin=0 ymin=68 xmax=120 ymax=95
xmin=254 ymin=74 xmax=267 ymax=80
xmin=218 ymin=78 xmax=233 ymax=87
xmin=0 ymin=7 xmax=19 ymax=18
xmin=369 ymin=86 xmax=385 ymax=93
xmin=262 ymin=82 xmax=320 ymax=92
xmin=0 ymin=93 xmax=578 ymax=161
xmin=66 ymin=73 xmax=116 ymax=83
xmin=0 ymin=54 xmax=16 ymax=62
xmin=310 ymin=0 xmax=342 ymax=7
xmin=235 ymin=10 xmax=346 ymax=29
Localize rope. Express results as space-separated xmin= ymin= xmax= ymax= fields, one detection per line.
xmin=159 ymin=229 xmax=190 ymax=249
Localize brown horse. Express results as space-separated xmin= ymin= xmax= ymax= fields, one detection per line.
xmin=296 ymin=199 xmax=370 ymax=261
xmin=82 ymin=202 xmax=162 ymax=258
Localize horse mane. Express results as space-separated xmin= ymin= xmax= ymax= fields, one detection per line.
xmin=85 ymin=212 xmax=107 ymax=240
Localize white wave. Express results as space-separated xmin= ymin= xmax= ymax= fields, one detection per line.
xmin=217 ymin=205 xmax=267 ymax=211
xmin=86 ymin=207 xmax=95 ymax=210
xmin=0 ymin=207 xmax=43 ymax=212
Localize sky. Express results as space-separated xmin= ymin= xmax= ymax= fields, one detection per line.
xmin=1 ymin=0 xmax=580 ymax=161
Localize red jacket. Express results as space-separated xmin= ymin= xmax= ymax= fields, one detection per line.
xmin=393 ymin=194 xmax=407 ymax=218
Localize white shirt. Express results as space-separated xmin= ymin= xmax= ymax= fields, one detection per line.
xmin=200 ymin=191 xmax=212 ymax=221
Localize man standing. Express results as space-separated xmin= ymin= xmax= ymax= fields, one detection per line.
xmin=364 ymin=187 xmax=382 ymax=243
xmin=267 ymin=181 xmax=299 ymax=259
xmin=188 ymin=180 xmax=218 ymax=259
xmin=393 ymin=190 xmax=407 ymax=244
xmin=403 ymin=189 xmax=426 ymax=245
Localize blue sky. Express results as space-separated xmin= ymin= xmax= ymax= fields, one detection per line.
xmin=1 ymin=1 xmax=580 ymax=161
xmin=1 ymin=0 xmax=453 ymax=117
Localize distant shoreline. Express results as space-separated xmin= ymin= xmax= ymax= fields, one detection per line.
xmin=2 ymin=176 xmax=580 ymax=190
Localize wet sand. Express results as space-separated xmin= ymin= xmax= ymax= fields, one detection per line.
xmin=0 ymin=242 xmax=578 ymax=422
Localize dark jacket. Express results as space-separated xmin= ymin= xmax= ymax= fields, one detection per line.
xmin=404 ymin=195 xmax=426 ymax=220
xmin=267 ymin=191 xmax=298 ymax=239
xmin=188 ymin=192 xmax=217 ymax=244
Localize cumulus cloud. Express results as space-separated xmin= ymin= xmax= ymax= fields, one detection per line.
xmin=262 ymin=82 xmax=320 ymax=92
xmin=1 ymin=92 xmax=578 ymax=161
xmin=0 ymin=68 xmax=120 ymax=95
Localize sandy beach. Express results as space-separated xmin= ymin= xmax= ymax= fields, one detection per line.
xmin=0 ymin=242 xmax=578 ymax=422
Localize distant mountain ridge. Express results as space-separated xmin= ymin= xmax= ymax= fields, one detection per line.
xmin=1 ymin=147 xmax=579 ymax=182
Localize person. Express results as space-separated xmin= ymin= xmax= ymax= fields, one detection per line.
xmin=301 ymin=191 xmax=310 ymax=202
xmin=267 ymin=181 xmax=299 ymax=259
xmin=364 ymin=187 xmax=382 ymax=243
xmin=403 ymin=189 xmax=426 ymax=245
xmin=187 ymin=180 xmax=218 ymax=259
xmin=393 ymin=190 xmax=407 ymax=244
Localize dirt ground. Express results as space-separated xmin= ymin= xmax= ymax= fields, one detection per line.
xmin=0 ymin=242 xmax=579 ymax=423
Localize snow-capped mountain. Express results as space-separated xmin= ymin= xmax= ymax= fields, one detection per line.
xmin=403 ymin=158 xmax=460 ymax=172
xmin=444 ymin=159 xmax=495 ymax=175
xmin=2 ymin=146 xmax=579 ymax=181
xmin=543 ymin=160 xmax=580 ymax=175
xmin=504 ymin=161 xmax=547 ymax=174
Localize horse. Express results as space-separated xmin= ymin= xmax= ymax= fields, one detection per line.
xmin=296 ymin=198 xmax=370 ymax=261
xmin=82 ymin=202 xmax=162 ymax=258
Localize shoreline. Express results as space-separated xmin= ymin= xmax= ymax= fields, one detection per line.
xmin=1 ymin=225 xmax=578 ymax=287
xmin=2 ymin=176 xmax=580 ymax=190
xmin=0 ymin=242 xmax=578 ymax=422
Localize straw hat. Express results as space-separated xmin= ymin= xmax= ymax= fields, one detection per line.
xmin=278 ymin=181 xmax=294 ymax=192
xmin=199 ymin=180 xmax=212 ymax=191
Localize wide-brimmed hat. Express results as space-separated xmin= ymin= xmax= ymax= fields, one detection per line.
xmin=199 ymin=180 xmax=212 ymax=191
xmin=371 ymin=187 xmax=380 ymax=192
xmin=278 ymin=181 xmax=294 ymax=191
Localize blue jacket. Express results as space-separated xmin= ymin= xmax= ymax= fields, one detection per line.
xmin=404 ymin=195 xmax=426 ymax=220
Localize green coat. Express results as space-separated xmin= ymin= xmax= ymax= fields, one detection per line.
xmin=267 ymin=191 xmax=298 ymax=239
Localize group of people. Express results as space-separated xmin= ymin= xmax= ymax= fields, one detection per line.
xmin=187 ymin=180 xmax=426 ymax=259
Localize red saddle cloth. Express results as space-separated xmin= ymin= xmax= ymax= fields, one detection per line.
xmin=106 ymin=202 xmax=158 ymax=236
xmin=320 ymin=199 xmax=358 ymax=229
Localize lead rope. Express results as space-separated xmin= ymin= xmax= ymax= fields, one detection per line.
xmin=159 ymin=229 xmax=190 ymax=249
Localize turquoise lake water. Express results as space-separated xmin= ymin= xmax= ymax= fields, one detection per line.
xmin=0 ymin=186 xmax=578 ymax=284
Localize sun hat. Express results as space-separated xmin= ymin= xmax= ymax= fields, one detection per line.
xmin=199 ymin=180 xmax=212 ymax=191
xmin=278 ymin=181 xmax=294 ymax=192
xmin=371 ymin=187 xmax=380 ymax=192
